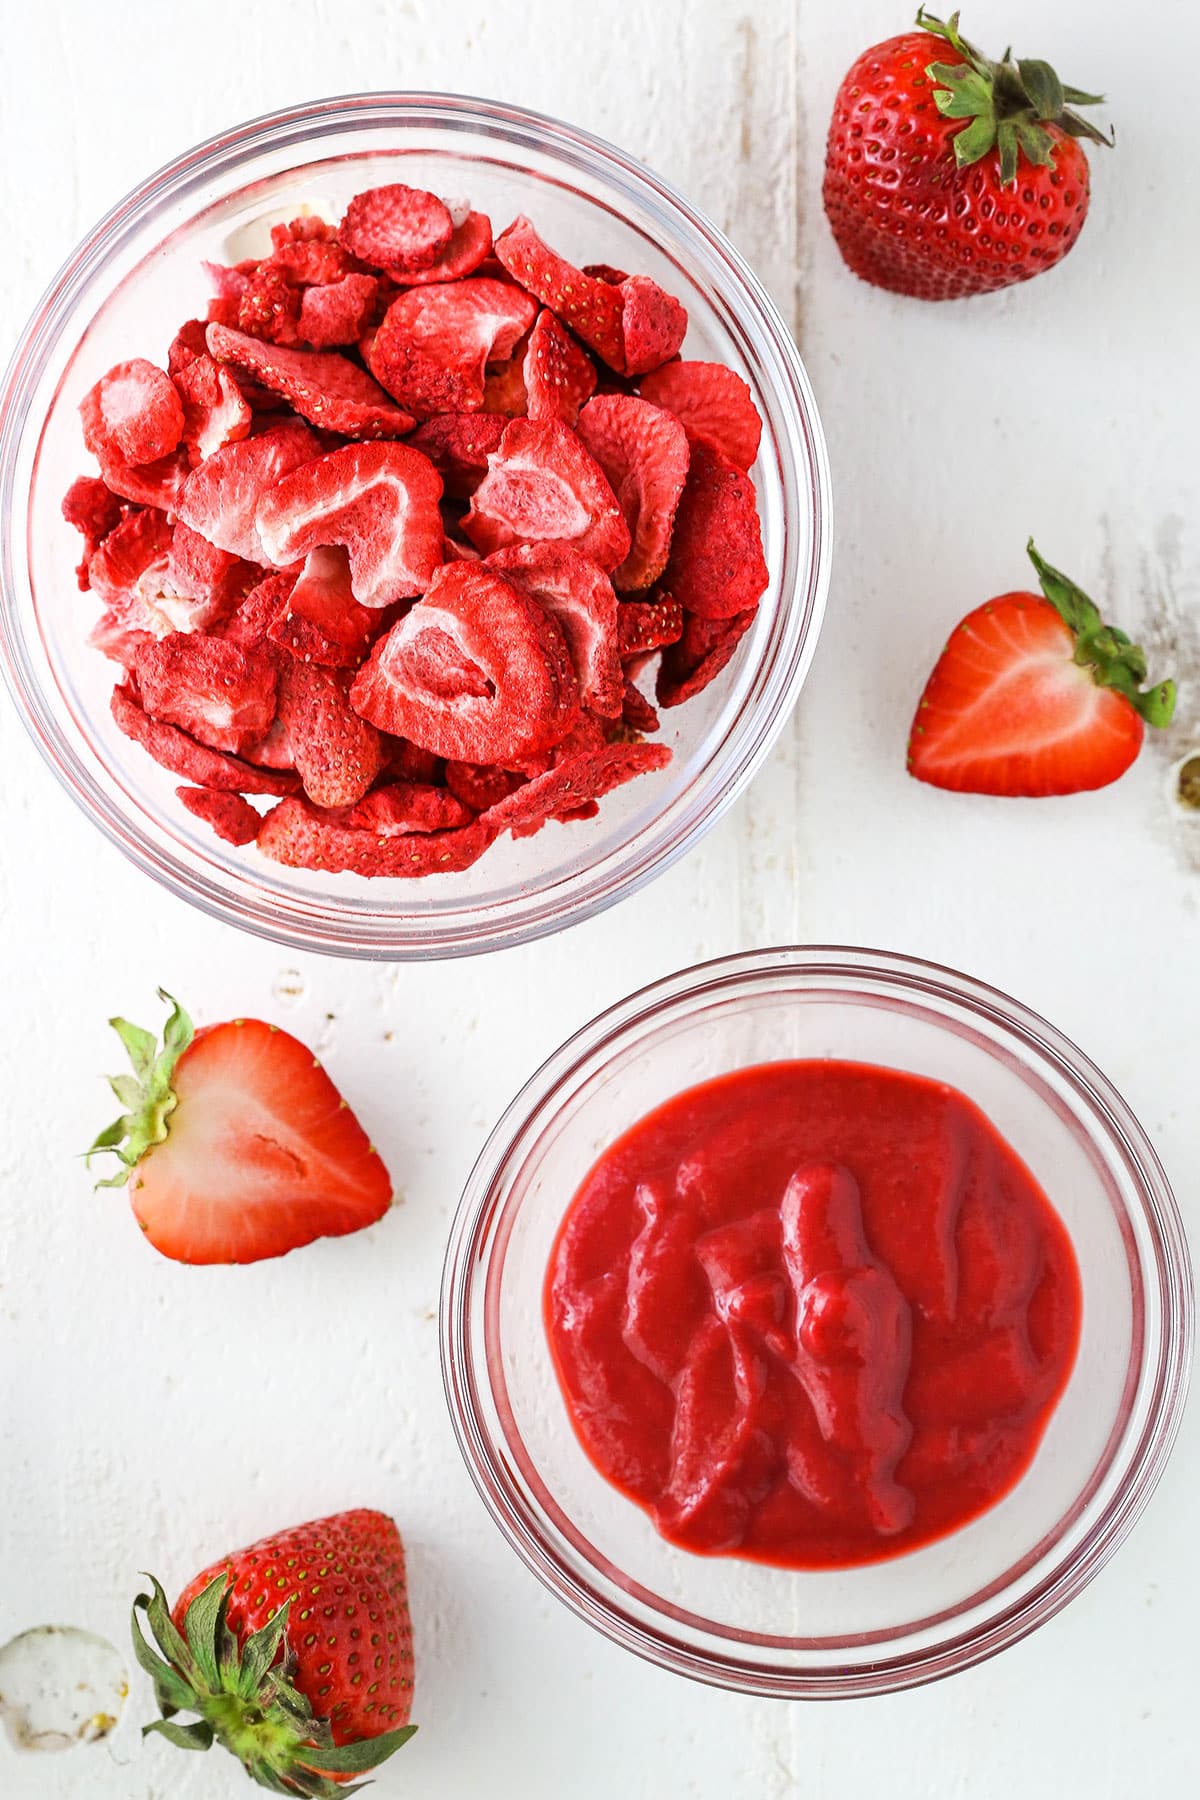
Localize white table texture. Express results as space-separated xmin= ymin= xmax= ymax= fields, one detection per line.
xmin=1 ymin=1 xmax=1197 ymax=1796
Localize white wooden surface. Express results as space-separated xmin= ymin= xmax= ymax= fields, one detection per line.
xmin=1 ymin=2 xmax=1197 ymax=1795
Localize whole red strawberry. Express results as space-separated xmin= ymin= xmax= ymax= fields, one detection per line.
xmin=133 ymin=1510 xmax=415 ymax=1795
xmin=908 ymin=542 xmax=1176 ymax=796
xmin=823 ymin=9 xmax=1112 ymax=299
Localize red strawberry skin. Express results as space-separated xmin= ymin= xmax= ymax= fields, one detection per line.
xmin=823 ymin=30 xmax=1092 ymax=301
xmin=128 ymin=1019 xmax=392 ymax=1263
xmin=172 ymin=1510 xmax=414 ymax=1749
xmin=908 ymin=593 xmax=1144 ymax=795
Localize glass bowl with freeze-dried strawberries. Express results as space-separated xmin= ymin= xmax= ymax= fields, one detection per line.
xmin=0 ymin=94 xmax=830 ymax=958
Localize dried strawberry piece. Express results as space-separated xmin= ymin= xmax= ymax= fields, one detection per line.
xmin=621 ymin=677 xmax=660 ymax=734
xmin=206 ymin=295 xmax=242 ymax=328
xmin=204 ymin=259 xmax=258 ymax=301
xmin=236 ymin=265 xmax=302 ymax=346
xmin=481 ymin=740 xmax=672 ymax=834
xmin=177 ymin=421 xmax=320 ymax=563
xmin=89 ymin=509 xmax=173 ymax=605
xmin=522 ymin=311 xmax=597 ymax=426
xmin=444 ymin=760 xmax=523 ymax=812
xmin=638 ymin=361 xmax=762 ymax=471
xmin=110 ymin=682 xmax=298 ymax=795
xmin=297 ymin=274 xmax=380 ymax=348
xmin=338 ymin=184 xmax=455 ymax=273
xmin=80 ymin=387 xmax=190 ymax=512
xmin=351 ymin=561 xmax=578 ymax=763
xmin=270 ymin=217 xmax=337 ymax=249
xmin=387 ymin=739 xmax=444 ymax=785
xmin=388 ymin=210 xmax=493 ymax=287
xmin=175 ymin=786 xmax=261 ymax=845
xmin=485 ymin=542 xmax=622 ymax=718
xmin=206 ymin=323 xmax=413 ymax=439
xmin=344 ymin=782 xmax=474 ymax=835
xmin=442 ymin=533 xmax=481 ymax=563
xmin=275 ymin=659 xmax=386 ymax=808
xmin=268 ymin=546 xmax=379 ymax=668
xmin=480 ymin=342 xmax=530 ymax=417
xmin=255 ymin=441 xmax=444 ymax=606
xmin=404 ymin=413 xmax=505 ymax=498
xmin=92 ymin=360 xmax=184 ymax=465
xmin=257 ymin=799 xmax=497 ymax=878
xmin=617 ymin=275 xmax=688 ymax=376
xmin=494 ymin=216 xmax=626 ymax=371
xmin=90 ymin=611 xmax=155 ymax=669
xmin=63 ymin=475 xmax=124 ymax=544
xmin=463 ymin=417 xmax=630 ymax=572
xmin=132 ymin=631 xmax=278 ymax=755
xmin=172 ymin=351 xmax=254 ymax=464
xmin=656 ymin=607 xmax=758 ymax=708
xmin=167 ymin=319 xmax=210 ymax=375
xmin=663 ymin=440 xmax=768 ymax=620
xmin=266 ymin=237 xmax=361 ymax=288
xmin=575 ymin=395 xmax=690 ymax=592
xmin=221 ymin=572 xmax=294 ymax=652
xmin=617 ymin=595 xmax=684 ymax=656
xmin=365 ymin=280 xmax=537 ymax=418
xmin=166 ymin=522 xmax=256 ymax=627
xmin=583 ymin=263 xmax=629 ymax=286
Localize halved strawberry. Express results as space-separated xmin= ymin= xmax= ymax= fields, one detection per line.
xmin=484 ymin=542 xmax=622 ymax=718
xmin=616 ymin=275 xmax=688 ymax=376
xmin=254 ymin=442 xmax=444 ymax=606
xmin=661 ymin=439 xmax=768 ymax=618
xmin=177 ymin=422 xmax=320 ymax=563
xmin=88 ymin=992 xmax=392 ymax=1265
xmin=206 ymin=323 xmax=414 ymax=439
xmin=364 ymin=279 xmax=537 ymax=417
xmin=388 ymin=209 xmax=493 ymax=286
xmin=575 ymin=395 xmax=690 ymax=592
xmin=523 ymin=309 xmax=597 ymax=425
xmin=175 ymin=786 xmax=262 ymax=845
xmin=133 ymin=632 xmax=278 ymax=755
xmin=350 ymin=560 xmax=578 ymax=763
xmin=268 ymin=546 xmax=379 ymax=668
xmin=494 ymin=216 xmax=626 ymax=370
xmin=638 ymin=360 xmax=762 ymax=470
xmin=463 ymin=417 xmax=630 ymax=571
xmin=276 ymin=658 xmax=387 ymax=808
xmin=338 ymin=182 xmax=454 ymax=272
xmin=258 ymin=799 xmax=497 ymax=878
xmin=907 ymin=541 xmax=1176 ymax=796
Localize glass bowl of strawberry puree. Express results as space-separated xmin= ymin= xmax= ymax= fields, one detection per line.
xmin=0 ymin=94 xmax=829 ymax=959
xmin=441 ymin=947 xmax=1192 ymax=1697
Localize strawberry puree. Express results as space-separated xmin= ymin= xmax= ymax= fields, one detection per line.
xmin=544 ymin=1060 xmax=1082 ymax=1568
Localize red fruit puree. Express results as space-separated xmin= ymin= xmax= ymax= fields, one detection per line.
xmin=544 ymin=1060 xmax=1082 ymax=1569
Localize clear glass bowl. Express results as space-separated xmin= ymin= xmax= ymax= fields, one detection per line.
xmin=0 ymin=94 xmax=830 ymax=960
xmin=441 ymin=947 xmax=1193 ymax=1696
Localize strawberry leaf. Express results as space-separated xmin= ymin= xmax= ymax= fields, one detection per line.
xmin=87 ymin=991 xmax=194 ymax=1186
xmin=1026 ymin=540 xmax=1177 ymax=728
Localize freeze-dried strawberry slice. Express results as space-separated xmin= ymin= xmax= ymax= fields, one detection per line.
xmin=480 ymin=343 xmax=529 ymax=417
xmin=617 ymin=594 xmax=684 ymax=657
xmin=221 ymin=573 xmax=294 ymax=652
xmin=389 ymin=210 xmax=493 ymax=286
xmin=621 ymin=677 xmax=660 ymax=734
xmin=481 ymin=740 xmax=671 ymax=834
xmin=110 ymin=682 xmax=298 ymax=795
xmin=444 ymin=760 xmax=523 ymax=813
xmin=167 ymin=319 xmax=210 ymax=375
xmin=88 ymin=509 xmax=173 ymax=605
xmin=404 ymin=413 xmax=505 ymax=499
xmin=257 ymin=800 xmax=497 ymax=878
xmin=463 ymin=417 xmax=630 ymax=571
xmin=297 ymin=274 xmax=380 ymax=348
xmin=237 ymin=265 xmax=302 ymax=345
xmin=172 ymin=352 xmax=253 ymax=463
xmin=662 ymin=440 xmax=768 ymax=619
xmin=92 ymin=360 xmax=184 ymax=465
xmin=350 ymin=561 xmax=578 ymax=763
xmin=338 ymin=184 xmax=454 ymax=273
xmin=206 ymin=323 xmax=413 ymax=439
xmin=656 ymin=607 xmax=758 ymax=707
xmin=275 ymin=659 xmax=386 ymax=808
xmin=523 ymin=310 xmax=597 ymax=426
xmin=176 ymin=786 xmax=261 ymax=845
xmin=178 ymin=421 xmax=319 ymax=564
xmin=494 ymin=217 xmax=626 ymax=371
xmin=255 ymin=441 xmax=444 ymax=606
xmin=365 ymin=280 xmax=537 ymax=418
xmin=63 ymin=475 xmax=124 ymax=545
xmin=638 ymin=361 xmax=762 ymax=470
xmin=133 ymin=632 xmax=278 ymax=755
xmin=617 ymin=275 xmax=688 ymax=376
xmin=575 ymin=395 xmax=689 ymax=592
xmin=345 ymin=782 xmax=474 ymax=835
xmin=387 ymin=739 xmax=444 ymax=785
xmin=485 ymin=542 xmax=622 ymax=718
xmin=266 ymin=236 xmax=361 ymax=288
xmin=268 ymin=546 xmax=378 ymax=668
xmin=80 ymin=387 xmax=190 ymax=510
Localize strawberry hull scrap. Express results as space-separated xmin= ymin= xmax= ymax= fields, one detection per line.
xmin=66 ymin=182 xmax=770 ymax=879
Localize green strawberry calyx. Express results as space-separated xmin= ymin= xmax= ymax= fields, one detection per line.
xmin=915 ymin=9 xmax=1113 ymax=184
xmin=132 ymin=1573 xmax=415 ymax=1799
xmin=1027 ymin=540 xmax=1176 ymax=727
xmin=86 ymin=989 xmax=194 ymax=1188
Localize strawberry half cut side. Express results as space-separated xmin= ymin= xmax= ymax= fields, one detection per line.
xmin=907 ymin=539 xmax=1177 ymax=797
xmin=87 ymin=991 xmax=392 ymax=1264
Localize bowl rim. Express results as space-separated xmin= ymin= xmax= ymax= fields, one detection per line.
xmin=0 ymin=90 xmax=832 ymax=961
xmin=440 ymin=943 xmax=1194 ymax=1697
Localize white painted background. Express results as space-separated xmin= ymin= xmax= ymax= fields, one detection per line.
xmin=1 ymin=1 xmax=1197 ymax=1794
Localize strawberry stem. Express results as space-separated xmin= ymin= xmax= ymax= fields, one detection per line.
xmin=1026 ymin=540 xmax=1176 ymax=728
xmin=86 ymin=990 xmax=193 ymax=1188
xmin=915 ymin=9 xmax=1113 ymax=184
